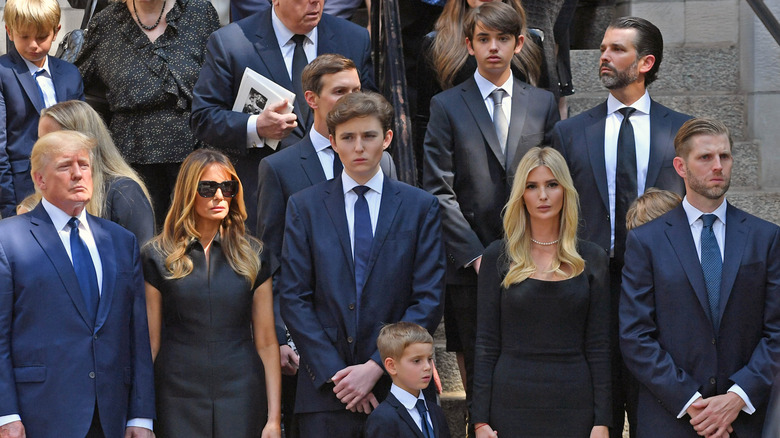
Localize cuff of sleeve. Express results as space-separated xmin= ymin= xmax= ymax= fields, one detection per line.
xmin=126 ymin=418 xmax=154 ymax=431
xmin=728 ymin=384 xmax=755 ymax=414
xmin=678 ymin=391 xmax=702 ymax=418
xmin=246 ymin=115 xmax=264 ymax=149
xmin=464 ymin=255 xmax=481 ymax=269
xmin=0 ymin=414 xmax=21 ymax=427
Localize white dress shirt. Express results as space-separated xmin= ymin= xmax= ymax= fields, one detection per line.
xmin=23 ymin=56 xmax=57 ymax=108
xmin=473 ymin=70 xmax=513 ymax=154
xmin=342 ymin=170 xmax=383 ymax=257
xmin=311 ymin=129 xmax=337 ymax=180
xmin=389 ymin=383 xmax=435 ymax=434
xmin=676 ymin=196 xmax=755 ymax=418
xmin=0 ymin=200 xmax=152 ymax=431
xmin=246 ymin=6 xmax=319 ymax=149
xmin=604 ymin=90 xmax=651 ymax=254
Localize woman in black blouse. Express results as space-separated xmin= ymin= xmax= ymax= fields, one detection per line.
xmin=472 ymin=147 xmax=611 ymax=438
xmin=76 ymin=0 xmax=219 ymax=226
xmin=143 ymin=149 xmax=281 ymax=437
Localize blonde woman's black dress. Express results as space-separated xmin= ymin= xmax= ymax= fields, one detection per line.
xmin=142 ymin=236 xmax=277 ymax=437
xmin=472 ymin=239 xmax=611 ymax=437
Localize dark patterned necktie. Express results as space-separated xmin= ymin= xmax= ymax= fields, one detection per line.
xmin=291 ymin=34 xmax=310 ymax=126
xmin=614 ymin=106 xmax=637 ymax=263
xmin=700 ymin=214 xmax=722 ymax=329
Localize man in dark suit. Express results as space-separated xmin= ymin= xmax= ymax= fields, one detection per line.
xmin=256 ymin=53 xmax=395 ymax=438
xmin=619 ymin=118 xmax=780 ymax=438
xmin=190 ymin=0 xmax=374 ymax=234
xmin=0 ymin=0 xmax=84 ymax=217
xmin=422 ymin=1 xmax=559 ymax=409
xmin=279 ymin=92 xmax=445 ymax=437
xmin=551 ymin=17 xmax=692 ymax=437
xmin=0 ymin=131 xmax=155 ymax=438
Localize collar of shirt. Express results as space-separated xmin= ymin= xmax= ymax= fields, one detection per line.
xmin=271 ymin=6 xmax=318 ymax=76
xmin=23 ymin=55 xmax=50 ymax=77
xmin=682 ymin=196 xmax=727 ymax=260
xmin=24 ymin=56 xmax=57 ymax=108
xmin=473 ymin=69 xmax=514 ymax=102
xmin=341 ymin=167 xmax=384 ymax=197
xmin=41 ymin=196 xmax=91 ymax=235
xmin=607 ymin=89 xmax=651 ymax=116
xmin=311 ymin=128 xmax=336 ymax=179
xmin=390 ymin=383 xmax=430 ymax=431
xmin=310 ymin=128 xmax=331 ymax=152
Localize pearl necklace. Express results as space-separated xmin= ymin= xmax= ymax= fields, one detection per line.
xmin=133 ymin=0 xmax=166 ymax=31
xmin=531 ymin=238 xmax=560 ymax=246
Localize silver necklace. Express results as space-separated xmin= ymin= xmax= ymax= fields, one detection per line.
xmin=531 ymin=238 xmax=560 ymax=246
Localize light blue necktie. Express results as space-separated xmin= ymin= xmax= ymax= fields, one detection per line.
xmin=415 ymin=399 xmax=433 ymax=438
xmin=700 ymin=214 xmax=722 ymax=329
xmin=68 ymin=217 xmax=100 ymax=321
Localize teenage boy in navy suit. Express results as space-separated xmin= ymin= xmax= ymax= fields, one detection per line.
xmin=0 ymin=0 xmax=84 ymax=217
xmin=280 ymin=92 xmax=445 ymax=437
xmin=366 ymin=322 xmax=451 ymax=438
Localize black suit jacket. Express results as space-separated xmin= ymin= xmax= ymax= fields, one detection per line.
xmin=620 ymin=203 xmax=780 ymax=437
xmin=423 ymin=76 xmax=559 ymax=284
xmin=256 ymin=134 xmax=397 ymax=342
xmin=365 ymin=391 xmax=451 ymax=438
xmin=551 ymin=99 xmax=692 ymax=252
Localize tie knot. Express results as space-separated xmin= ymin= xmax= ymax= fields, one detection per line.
xmin=490 ymin=88 xmax=506 ymax=104
xmin=415 ymin=399 xmax=427 ymax=413
xmin=618 ymin=107 xmax=636 ymax=119
xmin=33 ymin=69 xmax=46 ymax=79
xmin=701 ymin=214 xmax=717 ymax=228
xmin=291 ymin=34 xmax=306 ymax=46
xmin=68 ymin=217 xmax=80 ymax=230
xmin=353 ymin=185 xmax=370 ymax=197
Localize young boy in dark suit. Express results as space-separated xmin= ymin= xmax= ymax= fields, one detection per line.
xmin=0 ymin=0 xmax=84 ymax=217
xmin=366 ymin=322 xmax=451 ymax=438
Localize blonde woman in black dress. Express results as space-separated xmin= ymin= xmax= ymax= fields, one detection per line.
xmin=472 ymin=147 xmax=611 ymax=438
xmin=142 ymin=149 xmax=281 ymax=437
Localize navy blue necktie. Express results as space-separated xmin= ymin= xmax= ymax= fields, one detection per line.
xmin=291 ymin=34 xmax=310 ymax=126
xmin=328 ymin=146 xmax=343 ymax=177
xmin=415 ymin=399 xmax=433 ymax=438
xmin=614 ymin=107 xmax=637 ymax=264
xmin=68 ymin=217 xmax=100 ymax=321
xmin=353 ymin=186 xmax=372 ymax=294
xmin=700 ymin=214 xmax=722 ymax=329
xmin=33 ymin=69 xmax=48 ymax=108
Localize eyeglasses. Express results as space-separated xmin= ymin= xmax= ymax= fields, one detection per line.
xmin=197 ymin=180 xmax=238 ymax=198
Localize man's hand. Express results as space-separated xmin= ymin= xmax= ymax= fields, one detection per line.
xmin=352 ymin=392 xmax=379 ymax=414
xmin=331 ymin=360 xmax=384 ymax=411
xmin=689 ymin=393 xmax=743 ymax=438
xmin=0 ymin=421 xmax=25 ymax=438
xmin=256 ymin=100 xmax=298 ymax=140
xmin=280 ymin=344 xmax=299 ymax=376
xmin=124 ymin=426 xmax=154 ymax=438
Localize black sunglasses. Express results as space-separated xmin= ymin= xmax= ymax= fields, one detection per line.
xmin=197 ymin=180 xmax=238 ymax=198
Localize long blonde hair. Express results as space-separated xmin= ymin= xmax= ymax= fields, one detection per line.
xmin=429 ymin=0 xmax=541 ymax=90
xmin=150 ymin=149 xmax=262 ymax=285
xmin=40 ymin=100 xmax=152 ymax=219
xmin=501 ymin=147 xmax=583 ymax=287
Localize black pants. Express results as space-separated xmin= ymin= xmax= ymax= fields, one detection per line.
xmin=132 ymin=162 xmax=180 ymax=232
xmin=85 ymin=403 xmax=105 ymax=438
xmin=610 ymin=259 xmax=638 ymax=438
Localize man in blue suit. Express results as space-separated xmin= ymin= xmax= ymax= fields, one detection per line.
xmin=190 ymin=0 xmax=373 ymax=234
xmin=1 ymin=0 xmax=84 ymax=218
xmin=0 ymin=131 xmax=155 ymax=438
xmin=620 ymin=118 xmax=780 ymax=438
xmin=279 ymin=92 xmax=445 ymax=437
xmin=552 ymin=17 xmax=692 ymax=437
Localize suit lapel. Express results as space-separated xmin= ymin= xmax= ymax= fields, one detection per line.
xmin=323 ymin=178 xmax=355 ymax=279
xmin=386 ymin=392 xmax=426 ymax=438
xmin=362 ymin=178 xmax=402 ymax=289
xmin=91 ymin=216 xmax=116 ymax=331
xmin=665 ymin=206 xmax=711 ymax=320
xmin=299 ymin=138 xmax=327 ymax=184
xmin=460 ymin=78 xmax=505 ymax=169
xmin=586 ymin=103 xmax=610 ymax=212
xmin=718 ymin=203 xmax=747 ymax=325
xmin=11 ymin=51 xmax=45 ymax=113
xmin=505 ymin=79 xmax=529 ymax=172
xmin=28 ymin=205 xmax=93 ymax=329
xmin=252 ymin=11 xmax=305 ymax=137
xmin=646 ymin=100 xmax=675 ymax=188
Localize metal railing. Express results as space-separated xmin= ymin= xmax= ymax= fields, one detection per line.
xmin=746 ymin=0 xmax=780 ymax=46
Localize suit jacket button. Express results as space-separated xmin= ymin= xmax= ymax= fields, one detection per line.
xmin=710 ymin=377 xmax=716 ymax=385
xmin=347 ymin=336 xmax=353 ymax=343
xmin=348 ymin=303 xmax=355 ymax=310
xmin=712 ymin=338 xmax=716 ymax=344
xmin=94 ymin=334 xmax=99 ymax=340
xmin=89 ymin=371 xmax=96 ymax=379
